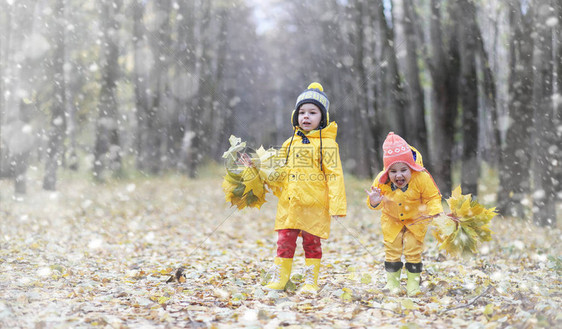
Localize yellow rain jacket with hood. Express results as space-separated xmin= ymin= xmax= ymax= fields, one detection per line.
xmin=267 ymin=83 xmax=346 ymax=239
xmin=270 ymin=122 xmax=347 ymax=239
xmin=367 ymin=141 xmax=443 ymax=243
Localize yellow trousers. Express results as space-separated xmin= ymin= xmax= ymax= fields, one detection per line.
xmin=384 ymin=227 xmax=424 ymax=263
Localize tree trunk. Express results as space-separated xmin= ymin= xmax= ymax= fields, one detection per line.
xmin=531 ymin=0 xmax=556 ymax=226
xmin=475 ymin=24 xmax=500 ymax=166
xmin=352 ymin=0 xmax=373 ymax=178
xmin=376 ymin=0 xmax=407 ymax=137
xmin=458 ymin=0 xmax=479 ymax=196
xmin=13 ymin=150 xmax=29 ymax=195
xmin=188 ymin=0 xmax=212 ymax=178
xmin=176 ymin=0 xmax=197 ymax=173
xmin=497 ymin=1 xmax=534 ymax=218
xmin=208 ymin=7 xmax=229 ymax=160
xmin=427 ymin=0 xmax=460 ymax=196
xmin=132 ymin=0 xmax=149 ymax=172
xmin=0 ymin=6 xmax=9 ymax=180
xmin=0 ymin=8 xmax=6 ymax=130
xmin=7 ymin=0 xmax=38 ymax=194
xmin=43 ymin=0 xmax=67 ymax=191
xmin=93 ymin=0 xmax=122 ymax=181
xmin=401 ymin=0 xmax=429 ymax=160
xmin=366 ymin=1 xmax=382 ymax=171
xmin=555 ymin=0 xmax=562 ymax=201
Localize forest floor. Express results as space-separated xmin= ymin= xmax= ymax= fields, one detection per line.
xmin=0 ymin=167 xmax=561 ymax=328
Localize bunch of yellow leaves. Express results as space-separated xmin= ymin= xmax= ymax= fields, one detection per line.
xmin=222 ymin=167 xmax=266 ymax=209
xmin=221 ymin=136 xmax=282 ymax=209
xmin=431 ymin=186 xmax=497 ymax=257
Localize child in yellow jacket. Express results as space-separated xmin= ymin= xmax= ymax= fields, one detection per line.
xmin=242 ymin=82 xmax=347 ymax=294
xmin=366 ymin=132 xmax=443 ymax=296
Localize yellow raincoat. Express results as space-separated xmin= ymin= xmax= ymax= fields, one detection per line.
xmin=268 ymin=122 xmax=347 ymax=239
xmin=367 ymin=170 xmax=443 ymax=243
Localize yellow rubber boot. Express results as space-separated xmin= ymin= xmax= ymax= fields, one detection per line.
xmin=264 ymin=257 xmax=293 ymax=291
xmin=299 ymin=258 xmax=321 ymax=294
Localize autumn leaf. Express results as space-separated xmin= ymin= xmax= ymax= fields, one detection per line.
xmin=361 ymin=273 xmax=372 ymax=284
xmin=432 ymin=186 xmax=497 ymax=257
xmin=285 ymin=280 xmax=297 ymax=292
xmin=401 ymin=299 xmax=417 ymax=310
xmin=222 ymin=135 xmax=246 ymax=159
xmin=260 ymin=269 xmax=271 ymax=286
xmin=340 ymin=288 xmax=352 ymax=301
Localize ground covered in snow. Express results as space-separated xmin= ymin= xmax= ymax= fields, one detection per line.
xmin=0 ymin=171 xmax=560 ymax=328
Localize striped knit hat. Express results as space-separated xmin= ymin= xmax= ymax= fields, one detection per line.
xmin=291 ymin=82 xmax=330 ymax=129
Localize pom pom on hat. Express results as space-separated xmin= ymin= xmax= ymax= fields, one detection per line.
xmin=307 ymin=82 xmax=324 ymax=92
xmin=293 ymin=82 xmax=330 ymax=128
xmin=378 ymin=132 xmax=424 ymax=184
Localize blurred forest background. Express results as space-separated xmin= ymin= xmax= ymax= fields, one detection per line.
xmin=0 ymin=0 xmax=560 ymax=226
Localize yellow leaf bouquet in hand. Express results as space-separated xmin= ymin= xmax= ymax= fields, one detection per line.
xmin=221 ymin=135 xmax=281 ymax=209
xmin=431 ymin=186 xmax=497 ymax=257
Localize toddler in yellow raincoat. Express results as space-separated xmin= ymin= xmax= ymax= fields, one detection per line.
xmin=366 ymin=132 xmax=443 ymax=296
xmin=243 ymin=82 xmax=347 ymax=294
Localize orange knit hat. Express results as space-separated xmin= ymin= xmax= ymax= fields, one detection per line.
xmin=379 ymin=132 xmax=424 ymax=184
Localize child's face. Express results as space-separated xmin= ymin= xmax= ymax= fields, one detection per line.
xmin=298 ymin=103 xmax=322 ymax=132
xmin=388 ymin=162 xmax=412 ymax=188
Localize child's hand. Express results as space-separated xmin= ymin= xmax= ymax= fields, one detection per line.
xmin=365 ymin=186 xmax=384 ymax=206
xmin=238 ymin=153 xmax=254 ymax=167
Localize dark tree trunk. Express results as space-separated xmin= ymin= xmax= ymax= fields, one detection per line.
xmin=145 ymin=0 xmax=171 ymax=174
xmin=475 ymin=24 xmax=500 ymax=165
xmin=208 ymin=7 xmax=229 ymax=160
xmin=93 ymin=0 xmax=122 ymax=180
xmin=352 ymin=0 xmax=374 ymax=178
xmin=497 ymin=2 xmax=534 ymax=218
xmin=555 ymin=0 xmax=562 ymax=201
xmin=132 ymin=0 xmax=149 ymax=172
xmin=43 ymin=0 xmax=67 ymax=191
xmin=176 ymin=0 xmax=197 ymax=173
xmin=531 ymin=0 xmax=556 ymax=226
xmin=427 ymin=0 xmax=460 ymax=196
xmin=367 ymin=1 xmax=382 ymax=171
xmin=401 ymin=0 xmax=429 ymax=160
xmin=376 ymin=0 xmax=407 ymax=136
xmin=459 ymin=0 xmax=479 ymax=196
xmin=188 ymin=1 xmax=212 ymax=178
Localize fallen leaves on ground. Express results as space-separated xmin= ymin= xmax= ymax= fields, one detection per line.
xmin=0 ymin=173 xmax=560 ymax=328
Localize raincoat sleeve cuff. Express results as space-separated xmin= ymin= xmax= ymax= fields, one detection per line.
xmin=366 ymin=196 xmax=381 ymax=210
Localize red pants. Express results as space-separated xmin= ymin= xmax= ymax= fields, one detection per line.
xmin=276 ymin=229 xmax=322 ymax=259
